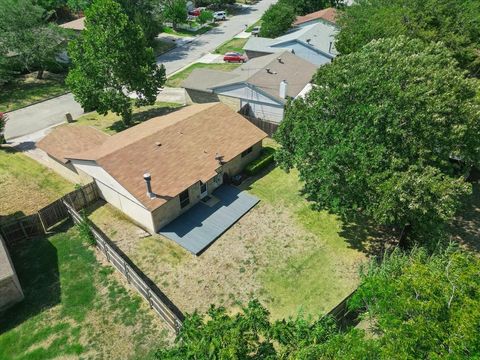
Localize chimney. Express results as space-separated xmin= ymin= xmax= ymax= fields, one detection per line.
xmin=143 ymin=173 xmax=155 ymax=199
xmin=329 ymin=41 xmax=333 ymax=53
xmin=279 ymin=80 xmax=288 ymax=99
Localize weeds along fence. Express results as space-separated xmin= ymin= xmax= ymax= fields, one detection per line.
xmin=63 ymin=200 xmax=184 ymax=332
xmin=0 ymin=183 xmax=100 ymax=247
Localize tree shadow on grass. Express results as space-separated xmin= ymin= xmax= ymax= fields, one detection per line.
xmin=337 ymin=213 xmax=401 ymax=258
xmin=449 ymin=182 xmax=480 ymax=253
xmin=108 ymin=104 xmax=184 ymax=133
xmin=0 ymin=223 xmax=67 ymax=334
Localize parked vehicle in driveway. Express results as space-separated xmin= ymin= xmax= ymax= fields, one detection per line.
xmin=223 ymin=52 xmax=247 ymax=63
xmin=251 ymin=26 xmax=261 ymax=36
xmin=213 ymin=11 xmax=227 ymax=20
xmin=189 ymin=8 xmax=203 ymax=16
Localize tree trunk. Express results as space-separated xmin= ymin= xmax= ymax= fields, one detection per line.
xmin=37 ymin=69 xmax=44 ymax=80
xmin=398 ymin=224 xmax=411 ymax=249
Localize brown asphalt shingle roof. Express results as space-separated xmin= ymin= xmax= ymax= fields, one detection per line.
xmin=293 ymin=7 xmax=337 ymax=26
xmin=37 ymin=125 xmax=109 ymax=163
xmin=183 ymin=51 xmax=317 ymax=102
xmin=68 ymin=103 xmax=267 ymax=210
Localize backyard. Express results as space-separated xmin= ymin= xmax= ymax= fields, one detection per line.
xmin=0 ymin=72 xmax=68 ymax=113
xmin=87 ymin=141 xmax=371 ymax=320
xmin=166 ymin=62 xmax=240 ymax=88
xmin=0 ymin=226 xmax=171 ymax=360
xmin=0 ymin=148 xmax=74 ymax=220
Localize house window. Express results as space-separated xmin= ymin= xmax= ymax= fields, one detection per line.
xmin=241 ymin=147 xmax=253 ymax=158
xmin=179 ymin=189 xmax=190 ymax=208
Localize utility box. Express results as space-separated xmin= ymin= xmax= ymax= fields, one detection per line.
xmin=65 ymin=112 xmax=74 ymax=123
xmin=0 ymin=236 xmax=24 ymax=311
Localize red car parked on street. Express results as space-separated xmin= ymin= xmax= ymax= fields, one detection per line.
xmin=223 ymin=52 xmax=248 ymax=63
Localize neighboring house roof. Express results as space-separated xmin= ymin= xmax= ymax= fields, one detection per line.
xmin=37 ymin=125 xmax=109 ymax=164
xmin=293 ymin=7 xmax=337 ymax=26
xmin=59 ymin=17 xmax=85 ymax=31
xmin=66 ymin=103 xmax=266 ymax=211
xmin=244 ymin=22 xmax=338 ymax=59
xmin=182 ymin=51 xmax=317 ymax=103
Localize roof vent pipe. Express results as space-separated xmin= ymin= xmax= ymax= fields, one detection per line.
xmin=329 ymin=41 xmax=333 ymax=53
xmin=279 ymin=80 xmax=288 ymax=99
xmin=143 ymin=173 xmax=155 ymax=199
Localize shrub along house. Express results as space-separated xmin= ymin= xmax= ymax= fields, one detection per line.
xmin=37 ymin=103 xmax=267 ymax=235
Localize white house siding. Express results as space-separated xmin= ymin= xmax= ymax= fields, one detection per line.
xmin=214 ymin=84 xmax=285 ymax=123
xmin=271 ymin=41 xmax=333 ymax=66
xmin=71 ymin=159 xmax=156 ymax=232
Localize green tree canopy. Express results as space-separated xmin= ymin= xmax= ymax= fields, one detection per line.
xmin=116 ymin=0 xmax=163 ymax=45
xmin=336 ymin=0 xmax=480 ymax=77
xmin=0 ymin=0 xmax=67 ymax=79
xmin=275 ymin=37 xmax=479 ymax=243
xmin=162 ymin=0 xmax=188 ymax=30
xmin=279 ymin=0 xmax=342 ymax=16
xmin=66 ymin=0 xmax=165 ymax=125
xmin=259 ymin=3 xmax=296 ymax=38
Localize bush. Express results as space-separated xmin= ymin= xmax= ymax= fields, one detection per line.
xmin=245 ymin=147 xmax=275 ymax=175
xmin=77 ymin=210 xmax=96 ymax=246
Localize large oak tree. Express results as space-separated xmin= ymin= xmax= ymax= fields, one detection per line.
xmin=275 ymin=37 xmax=480 ymax=243
xmin=66 ymin=0 xmax=165 ymax=125
xmin=336 ymin=0 xmax=480 ymax=77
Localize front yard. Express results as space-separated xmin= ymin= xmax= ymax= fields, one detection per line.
xmin=166 ymin=62 xmax=240 ymax=88
xmin=0 ymin=226 xmax=170 ymax=360
xmin=87 ymin=144 xmax=369 ymax=320
xmin=0 ymin=148 xmax=74 ymax=220
xmin=0 ymin=72 xmax=68 ymax=113
xmin=214 ymin=37 xmax=249 ymax=54
xmin=74 ymin=102 xmax=183 ymax=134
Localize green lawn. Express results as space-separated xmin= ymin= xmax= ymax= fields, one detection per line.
xmin=246 ymin=20 xmax=262 ymax=32
xmin=0 ymin=72 xmax=68 ymax=112
xmin=74 ymin=102 xmax=183 ymax=134
xmin=153 ymin=38 xmax=176 ymax=56
xmin=214 ymin=37 xmax=249 ymax=54
xmin=0 ymin=148 xmax=74 ymax=219
xmin=0 ymin=226 xmax=170 ymax=360
xmin=166 ymin=62 xmax=240 ymax=88
xmin=162 ymin=24 xmax=216 ymax=37
xmin=241 ymin=164 xmax=367 ymax=319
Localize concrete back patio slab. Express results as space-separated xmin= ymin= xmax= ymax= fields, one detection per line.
xmin=159 ymin=185 xmax=259 ymax=255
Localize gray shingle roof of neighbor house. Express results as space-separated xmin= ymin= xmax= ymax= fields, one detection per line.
xmin=244 ymin=22 xmax=338 ymax=58
xmin=181 ymin=51 xmax=317 ymax=102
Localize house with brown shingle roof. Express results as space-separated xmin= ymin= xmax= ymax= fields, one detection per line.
xmin=293 ymin=7 xmax=338 ymax=27
xmin=37 ymin=103 xmax=267 ymax=235
xmin=182 ymin=51 xmax=317 ymax=123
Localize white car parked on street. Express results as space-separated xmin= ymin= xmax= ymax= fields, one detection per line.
xmin=213 ymin=11 xmax=227 ymax=21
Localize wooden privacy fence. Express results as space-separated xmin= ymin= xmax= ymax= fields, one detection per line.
xmin=0 ymin=182 xmax=100 ymax=246
xmin=63 ymin=200 xmax=184 ymax=333
xmin=238 ymin=104 xmax=279 ymax=137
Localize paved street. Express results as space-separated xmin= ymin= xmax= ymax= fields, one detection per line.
xmin=4 ymin=93 xmax=84 ymax=140
xmin=4 ymin=0 xmax=275 ymax=140
xmin=157 ymin=0 xmax=277 ymax=74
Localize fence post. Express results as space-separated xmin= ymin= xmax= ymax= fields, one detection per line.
xmin=147 ymin=289 xmax=153 ymax=308
xmin=37 ymin=212 xmax=48 ymax=234
xmin=124 ymin=261 xmax=130 ymax=283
